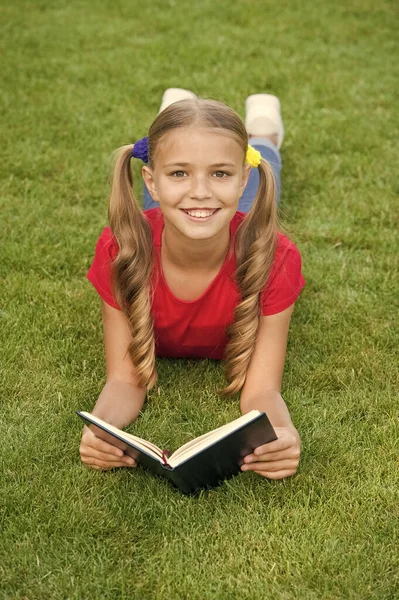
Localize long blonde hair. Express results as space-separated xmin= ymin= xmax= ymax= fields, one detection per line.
xmin=108 ymin=99 xmax=277 ymax=396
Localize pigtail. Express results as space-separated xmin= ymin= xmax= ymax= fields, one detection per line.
xmin=222 ymin=159 xmax=277 ymax=397
xmin=108 ymin=144 xmax=157 ymax=390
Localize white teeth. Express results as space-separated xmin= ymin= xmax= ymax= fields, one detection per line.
xmin=185 ymin=210 xmax=216 ymax=218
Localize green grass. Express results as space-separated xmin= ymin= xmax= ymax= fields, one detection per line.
xmin=1 ymin=0 xmax=398 ymax=598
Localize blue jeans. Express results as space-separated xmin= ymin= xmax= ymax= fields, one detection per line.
xmin=142 ymin=138 xmax=281 ymax=213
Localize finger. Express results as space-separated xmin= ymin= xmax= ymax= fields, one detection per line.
xmin=81 ymin=448 xmax=136 ymax=466
xmin=82 ymin=457 xmax=135 ymax=470
xmin=241 ymin=459 xmax=298 ymax=473
xmin=83 ymin=463 xmax=102 ymax=471
xmin=254 ymin=435 xmax=296 ymax=457
xmin=243 ymin=440 xmax=293 ymax=462
xmin=82 ymin=433 xmax=126 ymax=459
xmin=245 ymin=448 xmax=300 ymax=464
xmin=83 ymin=461 xmax=104 ymax=470
xmin=252 ymin=469 xmax=297 ymax=480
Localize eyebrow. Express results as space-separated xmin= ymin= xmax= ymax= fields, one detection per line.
xmin=163 ymin=162 xmax=237 ymax=168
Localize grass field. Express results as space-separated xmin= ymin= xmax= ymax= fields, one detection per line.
xmin=1 ymin=0 xmax=398 ymax=598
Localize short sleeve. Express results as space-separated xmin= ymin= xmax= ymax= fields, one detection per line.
xmin=86 ymin=227 xmax=121 ymax=310
xmin=260 ymin=234 xmax=305 ymax=316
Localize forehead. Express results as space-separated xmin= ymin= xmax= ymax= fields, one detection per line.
xmin=153 ymin=126 xmax=245 ymax=166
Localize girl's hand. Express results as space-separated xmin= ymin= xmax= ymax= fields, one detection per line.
xmin=80 ymin=425 xmax=137 ymax=470
xmin=241 ymin=425 xmax=301 ymax=480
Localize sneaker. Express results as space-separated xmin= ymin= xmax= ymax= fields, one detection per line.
xmin=159 ymin=88 xmax=197 ymax=113
xmin=245 ymin=94 xmax=284 ymax=149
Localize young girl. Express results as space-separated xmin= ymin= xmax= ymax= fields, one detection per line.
xmin=80 ymin=90 xmax=305 ymax=481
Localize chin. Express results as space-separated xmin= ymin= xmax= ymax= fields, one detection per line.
xmin=183 ymin=226 xmax=221 ymax=240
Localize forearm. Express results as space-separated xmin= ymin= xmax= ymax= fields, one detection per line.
xmin=240 ymin=389 xmax=293 ymax=428
xmin=91 ymin=379 xmax=146 ymax=429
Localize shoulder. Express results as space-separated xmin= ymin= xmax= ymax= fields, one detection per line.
xmin=231 ymin=212 xmax=302 ymax=264
xmin=94 ymin=208 xmax=163 ymax=255
xmin=274 ymin=231 xmax=302 ymax=266
xmin=94 ymin=227 xmax=119 ymax=261
xmin=261 ymin=231 xmax=305 ymax=315
xmin=270 ymin=231 xmax=303 ymax=280
xmin=87 ymin=228 xmax=119 ymax=309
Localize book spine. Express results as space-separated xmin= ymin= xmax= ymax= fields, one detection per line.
xmin=166 ymin=469 xmax=196 ymax=495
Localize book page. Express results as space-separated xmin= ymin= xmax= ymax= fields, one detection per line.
xmin=80 ymin=412 xmax=164 ymax=461
xmin=168 ymin=410 xmax=261 ymax=467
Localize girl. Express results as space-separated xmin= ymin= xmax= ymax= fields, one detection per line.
xmin=80 ymin=90 xmax=305 ymax=481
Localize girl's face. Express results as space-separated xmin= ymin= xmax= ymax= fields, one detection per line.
xmin=142 ymin=127 xmax=251 ymax=243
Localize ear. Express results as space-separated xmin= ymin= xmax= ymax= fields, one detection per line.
xmin=239 ymin=163 xmax=252 ymax=194
xmin=142 ymin=166 xmax=159 ymax=203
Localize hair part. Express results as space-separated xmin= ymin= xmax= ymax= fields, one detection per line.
xmin=147 ymin=99 xmax=248 ymax=167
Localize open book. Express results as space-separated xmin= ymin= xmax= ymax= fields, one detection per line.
xmin=77 ymin=410 xmax=277 ymax=494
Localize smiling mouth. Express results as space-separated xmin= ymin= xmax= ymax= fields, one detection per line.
xmin=180 ymin=208 xmax=220 ymax=218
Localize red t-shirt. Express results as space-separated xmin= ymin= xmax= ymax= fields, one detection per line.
xmin=87 ymin=208 xmax=305 ymax=360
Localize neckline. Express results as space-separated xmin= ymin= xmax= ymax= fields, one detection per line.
xmin=154 ymin=218 xmax=236 ymax=306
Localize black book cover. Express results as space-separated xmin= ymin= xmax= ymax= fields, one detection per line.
xmin=77 ymin=411 xmax=277 ymax=495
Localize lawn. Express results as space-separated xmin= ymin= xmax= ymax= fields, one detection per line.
xmin=1 ymin=0 xmax=398 ymax=598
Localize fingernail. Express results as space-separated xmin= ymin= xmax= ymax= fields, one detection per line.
xmin=126 ymin=458 xmax=135 ymax=465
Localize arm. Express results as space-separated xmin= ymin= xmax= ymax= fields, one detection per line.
xmin=239 ymin=304 xmax=301 ymax=480
xmin=80 ymin=300 xmax=154 ymax=470
xmin=92 ymin=300 xmax=147 ymax=427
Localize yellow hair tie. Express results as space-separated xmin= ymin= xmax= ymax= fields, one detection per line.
xmin=245 ymin=145 xmax=262 ymax=168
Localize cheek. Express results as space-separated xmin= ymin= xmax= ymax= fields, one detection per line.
xmin=163 ymin=181 xmax=184 ymax=196
xmin=157 ymin=180 xmax=187 ymax=203
xmin=221 ymin=178 xmax=245 ymax=198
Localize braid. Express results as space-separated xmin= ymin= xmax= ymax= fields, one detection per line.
xmin=108 ymin=145 xmax=157 ymax=390
xmin=222 ymin=159 xmax=277 ymax=397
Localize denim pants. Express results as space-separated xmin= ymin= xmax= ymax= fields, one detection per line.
xmin=142 ymin=138 xmax=281 ymax=213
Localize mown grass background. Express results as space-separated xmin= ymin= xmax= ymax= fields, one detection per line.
xmin=1 ymin=0 xmax=398 ymax=598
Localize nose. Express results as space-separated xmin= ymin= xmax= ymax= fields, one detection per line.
xmin=189 ymin=175 xmax=212 ymax=200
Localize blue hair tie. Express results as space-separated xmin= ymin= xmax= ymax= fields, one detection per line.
xmin=132 ymin=136 xmax=149 ymax=163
